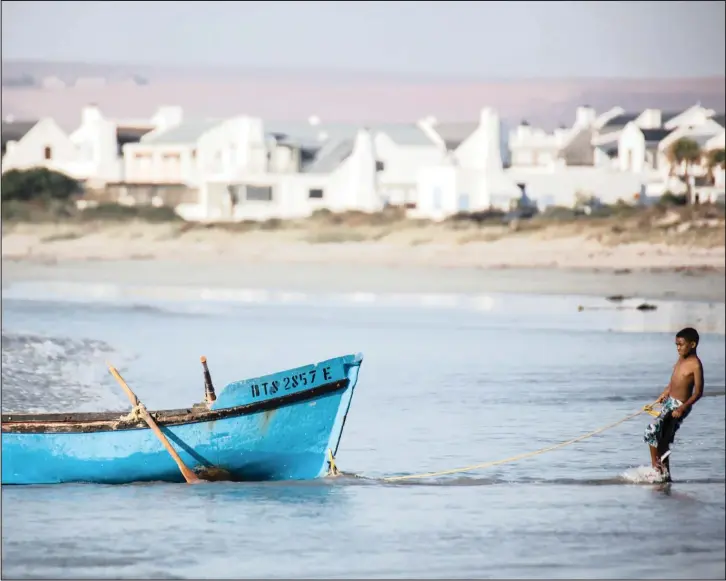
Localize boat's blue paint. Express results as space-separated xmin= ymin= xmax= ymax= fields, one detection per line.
xmin=210 ymin=354 xmax=353 ymax=410
xmin=1 ymin=353 xmax=363 ymax=485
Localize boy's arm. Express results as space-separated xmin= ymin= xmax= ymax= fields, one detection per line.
xmin=681 ymin=360 xmax=705 ymax=410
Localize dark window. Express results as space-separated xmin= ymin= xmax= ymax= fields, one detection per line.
xmin=308 ymin=188 xmax=324 ymax=199
xmin=245 ymin=185 xmax=273 ymax=201
xmin=375 ymin=160 xmax=385 ymax=171
xmin=44 ymin=146 xmax=52 ymax=160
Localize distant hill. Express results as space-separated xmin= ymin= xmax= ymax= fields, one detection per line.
xmin=2 ymin=60 xmax=724 ymax=130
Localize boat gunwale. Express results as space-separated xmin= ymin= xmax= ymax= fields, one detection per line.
xmin=1 ymin=379 xmax=349 ymax=434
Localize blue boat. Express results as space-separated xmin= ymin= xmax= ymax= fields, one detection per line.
xmin=1 ymin=353 xmax=363 ymax=485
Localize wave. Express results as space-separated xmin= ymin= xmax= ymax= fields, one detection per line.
xmin=4 ymin=280 xmax=724 ymax=332
xmin=1 ymin=332 xmax=131 ymax=413
xmin=1 ymin=280 xmax=502 ymax=313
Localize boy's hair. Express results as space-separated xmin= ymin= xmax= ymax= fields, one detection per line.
xmin=676 ymin=327 xmax=699 ymax=345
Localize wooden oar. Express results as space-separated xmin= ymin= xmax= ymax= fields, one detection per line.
xmin=107 ymin=364 xmax=201 ymax=484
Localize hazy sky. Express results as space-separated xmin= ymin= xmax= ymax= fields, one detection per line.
xmin=2 ymin=0 xmax=724 ymax=79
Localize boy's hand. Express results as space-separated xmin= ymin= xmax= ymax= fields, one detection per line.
xmin=672 ymin=405 xmax=689 ymax=419
xmin=656 ymin=393 xmax=667 ymax=403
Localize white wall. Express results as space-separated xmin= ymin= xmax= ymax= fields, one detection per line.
xmin=329 ymin=129 xmax=382 ymax=213
xmin=69 ymin=105 xmax=123 ymax=183
xmin=182 ymin=173 xmax=330 ymax=222
xmin=617 ymin=123 xmax=647 ymax=172
xmin=714 ymin=168 xmax=725 ymax=189
xmin=457 ymin=108 xmax=512 ymax=172
xmin=124 ymin=116 xmax=272 ymax=186
xmin=635 ymin=109 xmax=662 ymax=129
xmin=505 ymin=166 xmax=646 ymax=207
xmin=198 ymin=116 xmax=268 ymax=179
xmin=182 ymin=129 xmax=382 ymax=221
xmin=1 ymin=118 xmax=94 ymax=179
xmin=373 ymin=131 xmax=442 ymax=206
xmin=412 ymin=162 xmax=521 ymax=221
xmin=509 ymin=126 xmax=572 ymax=168
xmin=123 ymin=143 xmax=197 ymax=184
xmin=151 ymin=106 xmax=183 ymax=133
xmin=412 ymin=165 xmax=460 ymax=221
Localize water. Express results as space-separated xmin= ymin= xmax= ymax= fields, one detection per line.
xmin=2 ymin=282 xmax=725 ymax=579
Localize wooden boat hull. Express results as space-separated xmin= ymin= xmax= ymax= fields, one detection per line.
xmin=1 ymin=353 xmax=363 ymax=485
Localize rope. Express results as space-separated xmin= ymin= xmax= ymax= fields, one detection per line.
xmin=381 ymin=402 xmax=660 ymax=483
xmin=116 ymin=403 xmax=146 ymax=425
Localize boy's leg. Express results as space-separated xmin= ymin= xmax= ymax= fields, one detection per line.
xmin=657 ymin=440 xmax=670 ymax=477
xmin=649 ymin=444 xmax=661 ymax=471
xmin=644 ymin=413 xmax=666 ymax=471
xmin=658 ymin=415 xmax=681 ymax=479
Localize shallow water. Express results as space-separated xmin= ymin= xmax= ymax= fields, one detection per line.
xmin=2 ymin=282 xmax=724 ymax=579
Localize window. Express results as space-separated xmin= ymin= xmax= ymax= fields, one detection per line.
xmin=375 ymin=160 xmax=385 ymax=172
xmin=432 ymin=187 xmax=442 ymax=210
xmin=44 ymin=146 xmax=52 ymax=160
xmin=245 ymin=185 xmax=273 ymax=201
xmin=308 ymin=188 xmax=324 ymax=199
xmin=458 ymin=193 xmax=469 ymax=212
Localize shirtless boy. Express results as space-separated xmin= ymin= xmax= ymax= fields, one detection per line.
xmin=644 ymin=327 xmax=704 ymax=481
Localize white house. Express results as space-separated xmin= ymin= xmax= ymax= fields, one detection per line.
xmin=371 ymin=124 xmax=443 ymax=207
xmin=412 ymin=108 xmax=522 ymax=220
xmin=1 ymin=104 xmax=176 ymax=185
xmin=616 ymin=124 xmax=673 ymax=174
xmin=507 ymin=106 xmax=622 ymax=172
xmin=663 ymin=104 xmax=717 ymax=131
xmin=166 ymin=115 xmax=458 ymax=220
xmin=1 ymin=117 xmax=92 ymax=179
xmin=182 ymin=127 xmax=383 ymax=222
xmin=591 ymin=107 xmax=685 ymax=163
xmin=658 ymin=112 xmax=725 ymax=154
xmin=265 ymin=119 xmax=445 ymax=208
xmin=68 ymin=104 xmax=158 ymax=185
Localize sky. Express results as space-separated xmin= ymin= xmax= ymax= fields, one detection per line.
xmin=2 ymin=0 xmax=725 ymax=79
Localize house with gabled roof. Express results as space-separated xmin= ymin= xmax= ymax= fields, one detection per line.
xmin=616 ymin=123 xmax=675 ymax=174
xmin=191 ymin=126 xmax=383 ymax=222
xmin=67 ymin=104 xmax=159 ymax=185
xmin=261 ymin=119 xmax=443 ymax=208
xmin=1 ymin=117 xmax=92 ymax=179
xmin=412 ymin=108 xmax=522 ymax=220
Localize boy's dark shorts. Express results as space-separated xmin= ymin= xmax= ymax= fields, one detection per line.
xmin=643 ymin=396 xmax=690 ymax=449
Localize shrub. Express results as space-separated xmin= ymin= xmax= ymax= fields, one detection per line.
xmin=79 ymin=203 xmax=181 ymax=223
xmin=658 ymin=191 xmax=688 ymax=207
xmin=1 ymin=168 xmax=81 ymax=202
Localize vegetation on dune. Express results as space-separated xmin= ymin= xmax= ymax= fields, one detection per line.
xmin=1 ymin=168 xmax=181 ymax=224
xmin=2 ymin=168 xmax=723 ymax=250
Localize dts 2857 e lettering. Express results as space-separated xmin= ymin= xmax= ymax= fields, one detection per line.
xmin=249 ymin=366 xmax=332 ymax=399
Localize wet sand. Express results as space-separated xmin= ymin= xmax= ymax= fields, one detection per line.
xmin=3 ymin=259 xmax=724 ymax=303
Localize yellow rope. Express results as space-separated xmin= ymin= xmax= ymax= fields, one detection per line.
xmin=327 ymin=448 xmax=340 ymax=477
xmin=382 ymin=402 xmax=660 ymax=483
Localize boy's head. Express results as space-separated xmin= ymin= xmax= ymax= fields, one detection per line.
xmin=675 ymin=327 xmax=699 ymax=357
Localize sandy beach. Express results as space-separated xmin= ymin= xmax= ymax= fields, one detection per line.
xmin=3 ymin=210 xmax=725 ymax=302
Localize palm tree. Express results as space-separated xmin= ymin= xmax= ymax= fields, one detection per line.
xmin=666 ymin=138 xmax=702 ymax=204
xmin=706 ymin=148 xmax=726 ymax=185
